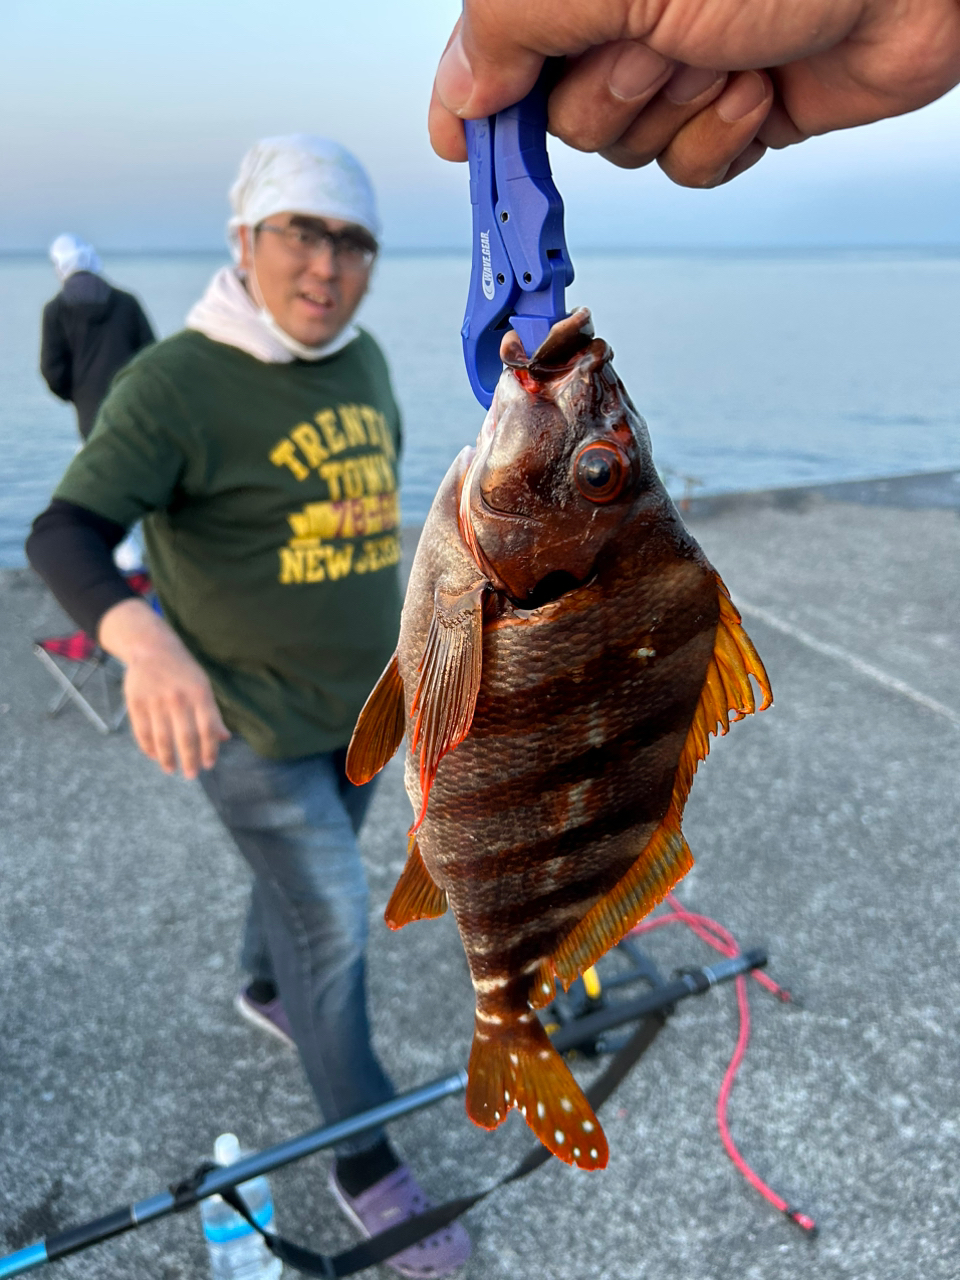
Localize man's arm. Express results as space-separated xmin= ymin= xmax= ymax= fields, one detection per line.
xmin=429 ymin=0 xmax=960 ymax=187
xmin=40 ymin=301 xmax=73 ymax=401
xmin=27 ymin=499 xmax=228 ymax=779
xmin=27 ymin=499 xmax=138 ymax=634
xmin=29 ymin=333 xmax=233 ymax=780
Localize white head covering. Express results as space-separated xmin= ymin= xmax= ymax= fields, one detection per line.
xmin=227 ymin=133 xmax=380 ymax=261
xmin=49 ymin=233 xmax=102 ymax=282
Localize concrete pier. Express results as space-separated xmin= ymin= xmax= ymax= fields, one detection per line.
xmin=1 ymin=472 xmax=958 ymax=1279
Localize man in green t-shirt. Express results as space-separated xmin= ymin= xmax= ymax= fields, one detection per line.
xmin=27 ymin=135 xmax=469 ymax=1278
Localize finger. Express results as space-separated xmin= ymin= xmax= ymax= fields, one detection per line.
xmin=599 ymin=65 xmax=728 ymax=170
xmin=428 ymin=82 xmax=468 ymax=162
xmin=773 ymin=1 xmax=960 ymax=137
xmin=197 ymin=699 xmax=231 ymax=772
xmin=127 ymin=695 xmax=158 ymax=763
xmin=434 ymin=2 xmax=636 ymax=121
xmin=149 ymin=705 xmax=178 ymax=776
xmin=756 ymin=96 xmax=807 ymax=149
xmin=657 ymin=70 xmax=773 ymax=188
xmin=434 ymin=16 xmax=543 ymax=121
xmin=169 ymin=694 xmax=203 ymax=781
xmin=721 ymin=139 xmax=768 ymax=183
xmin=429 ymin=18 xmax=469 ymax=161
xmin=547 ymin=41 xmax=674 ymax=153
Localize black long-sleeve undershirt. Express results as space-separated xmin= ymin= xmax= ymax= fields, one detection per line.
xmin=26 ymin=499 xmax=139 ymax=638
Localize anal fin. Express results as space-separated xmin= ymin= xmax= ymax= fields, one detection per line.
xmin=552 ymin=825 xmax=694 ymax=990
xmin=466 ymin=1013 xmax=608 ymax=1170
xmin=384 ymin=835 xmax=447 ymax=930
xmin=551 ymin=575 xmax=771 ymax=989
xmin=346 ymin=652 xmax=406 ymax=785
xmin=530 ymin=962 xmax=556 ymax=1010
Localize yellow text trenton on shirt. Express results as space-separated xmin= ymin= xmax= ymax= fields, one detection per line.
xmin=271 ymin=402 xmax=401 ymax=586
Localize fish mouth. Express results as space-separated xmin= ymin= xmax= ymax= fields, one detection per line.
xmin=510 ymin=569 xmax=585 ymax=611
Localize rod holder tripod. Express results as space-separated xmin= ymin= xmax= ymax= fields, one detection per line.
xmin=0 ymin=947 xmax=765 ymax=1278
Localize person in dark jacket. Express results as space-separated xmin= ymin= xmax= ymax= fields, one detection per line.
xmin=40 ymin=234 xmax=156 ymax=441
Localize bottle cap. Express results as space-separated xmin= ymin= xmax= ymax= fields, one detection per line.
xmin=214 ymin=1133 xmax=242 ymax=1166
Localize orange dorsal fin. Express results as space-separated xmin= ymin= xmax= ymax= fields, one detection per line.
xmin=410 ymin=583 xmax=486 ymax=827
xmin=384 ymin=835 xmax=448 ymax=929
xmin=346 ymin=653 xmax=406 ymax=785
xmin=550 ymin=577 xmax=771 ymax=988
xmin=466 ymin=1014 xmax=608 ymax=1170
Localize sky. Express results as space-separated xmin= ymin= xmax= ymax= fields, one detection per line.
xmin=1 ymin=0 xmax=959 ymax=252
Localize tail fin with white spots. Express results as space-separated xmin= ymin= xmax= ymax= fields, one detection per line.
xmin=465 ymin=1013 xmax=608 ymax=1170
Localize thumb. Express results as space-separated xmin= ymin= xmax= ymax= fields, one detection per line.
xmin=433 ymin=11 xmax=547 ymax=119
xmin=434 ymin=0 xmax=649 ymax=118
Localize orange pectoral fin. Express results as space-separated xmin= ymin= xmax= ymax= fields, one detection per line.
xmin=346 ymin=653 xmax=406 ymax=785
xmin=551 ymin=576 xmax=771 ymax=989
xmin=410 ymin=581 xmax=486 ymax=826
xmin=466 ymin=1013 xmax=608 ymax=1170
xmin=384 ymin=835 xmax=448 ymax=929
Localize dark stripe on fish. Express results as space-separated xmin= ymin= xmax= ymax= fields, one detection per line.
xmin=441 ymin=780 xmax=663 ymax=892
xmin=428 ymin=688 xmax=697 ymax=831
xmin=460 ymin=862 xmax=626 ymax=933
xmin=468 ymin=617 xmax=716 ymax=740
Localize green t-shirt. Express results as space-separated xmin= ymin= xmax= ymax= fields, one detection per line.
xmin=56 ymin=328 xmax=403 ymax=758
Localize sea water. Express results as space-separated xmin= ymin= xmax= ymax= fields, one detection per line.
xmin=1 ymin=248 xmax=958 ymax=567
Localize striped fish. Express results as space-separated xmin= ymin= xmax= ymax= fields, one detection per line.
xmin=347 ymin=308 xmax=771 ymax=1170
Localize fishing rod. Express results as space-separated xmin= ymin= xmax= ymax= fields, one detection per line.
xmin=0 ymin=948 xmax=765 ymax=1278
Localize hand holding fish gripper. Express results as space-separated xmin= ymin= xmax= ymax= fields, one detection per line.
xmin=461 ymin=66 xmax=573 ymax=407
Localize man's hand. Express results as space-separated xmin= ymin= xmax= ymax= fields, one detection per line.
xmin=98 ymin=598 xmax=230 ymax=779
xmin=429 ymin=0 xmax=960 ymax=187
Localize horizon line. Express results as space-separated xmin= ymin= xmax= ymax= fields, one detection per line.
xmin=2 ymin=242 xmax=960 ymax=259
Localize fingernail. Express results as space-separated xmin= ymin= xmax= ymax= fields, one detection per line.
xmin=435 ymin=31 xmax=475 ymax=114
xmin=665 ymin=65 xmax=724 ymax=105
xmin=722 ymin=141 xmax=767 ymax=184
xmin=716 ymin=71 xmax=768 ymax=122
xmin=608 ymin=43 xmax=670 ymax=102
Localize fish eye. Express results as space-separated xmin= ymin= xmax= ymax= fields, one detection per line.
xmin=573 ymin=443 xmax=629 ymax=503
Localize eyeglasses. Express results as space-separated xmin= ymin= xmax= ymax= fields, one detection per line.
xmin=256 ymin=220 xmax=378 ymax=270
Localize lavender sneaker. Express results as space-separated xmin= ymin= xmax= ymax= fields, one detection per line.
xmin=329 ymin=1164 xmax=471 ymax=1278
xmin=234 ymin=985 xmax=295 ymax=1049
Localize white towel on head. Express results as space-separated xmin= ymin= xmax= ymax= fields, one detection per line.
xmin=227 ymin=134 xmax=380 ymax=261
xmin=185 ymin=266 xmax=359 ymax=364
xmin=49 ymin=233 xmax=102 ymax=281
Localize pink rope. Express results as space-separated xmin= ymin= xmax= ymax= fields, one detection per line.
xmin=629 ymin=894 xmax=816 ymax=1234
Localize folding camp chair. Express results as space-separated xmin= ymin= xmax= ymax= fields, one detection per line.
xmin=32 ymin=572 xmax=153 ymax=735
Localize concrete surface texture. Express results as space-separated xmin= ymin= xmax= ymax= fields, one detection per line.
xmin=1 ymin=475 xmax=958 ymax=1280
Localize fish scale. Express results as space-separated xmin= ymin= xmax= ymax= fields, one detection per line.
xmin=347 ymin=309 xmax=771 ymax=1169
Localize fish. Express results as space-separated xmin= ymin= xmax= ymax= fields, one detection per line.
xmin=347 ymin=307 xmax=771 ymax=1171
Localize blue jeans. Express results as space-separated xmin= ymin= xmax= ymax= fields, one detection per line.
xmin=199 ymin=736 xmax=395 ymax=1154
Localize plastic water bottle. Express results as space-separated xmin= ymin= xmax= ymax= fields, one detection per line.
xmin=200 ymin=1134 xmax=283 ymax=1280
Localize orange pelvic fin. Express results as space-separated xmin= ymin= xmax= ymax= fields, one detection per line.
xmin=466 ymin=1013 xmax=608 ymax=1170
xmin=551 ymin=577 xmax=771 ymax=988
xmin=346 ymin=652 xmax=406 ymax=785
xmin=384 ymin=835 xmax=448 ymax=930
xmin=410 ymin=582 xmax=486 ymax=827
